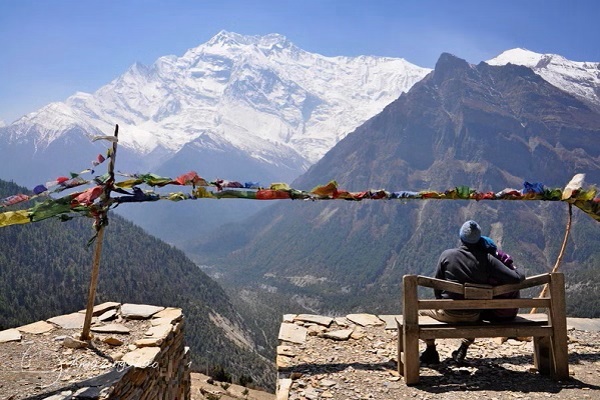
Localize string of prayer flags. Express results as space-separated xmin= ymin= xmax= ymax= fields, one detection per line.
xmin=1 ymin=167 xmax=598 ymax=229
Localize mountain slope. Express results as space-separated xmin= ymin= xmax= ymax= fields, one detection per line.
xmin=0 ymin=179 xmax=275 ymax=389
xmin=188 ymin=53 xmax=600 ymax=321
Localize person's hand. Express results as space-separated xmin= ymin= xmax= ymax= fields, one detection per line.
xmin=497 ymin=250 xmax=515 ymax=269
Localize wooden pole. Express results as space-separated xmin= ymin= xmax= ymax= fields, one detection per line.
xmin=80 ymin=124 xmax=119 ymax=340
xmin=530 ymin=202 xmax=572 ymax=313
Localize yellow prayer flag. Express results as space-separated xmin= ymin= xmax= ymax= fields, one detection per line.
xmin=0 ymin=210 xmax=31 ymax=227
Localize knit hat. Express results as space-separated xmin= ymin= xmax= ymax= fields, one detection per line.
xmin=480 ymin=235 xmax=497 ymax=252
xmin=459 ymin=220 xmax=481 ymax=244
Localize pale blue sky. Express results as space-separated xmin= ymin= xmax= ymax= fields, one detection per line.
xmin=1 ymin=0 xmax=599 ymax=124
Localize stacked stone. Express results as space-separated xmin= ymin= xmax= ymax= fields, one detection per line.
xmin=106 ymin=305 xmax=191 ymax=400
xmin=0 ymin=302 xmax=191 ymax=400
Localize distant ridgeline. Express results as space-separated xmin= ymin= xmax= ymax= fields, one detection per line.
xmin=0 ymin=178 xmax=275 ymax=390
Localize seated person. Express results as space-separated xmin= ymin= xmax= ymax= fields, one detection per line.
xmin=420 ymin=220 xmax=525 ymax=364
xmin=479 ymin=235 xmax=520 ymax=321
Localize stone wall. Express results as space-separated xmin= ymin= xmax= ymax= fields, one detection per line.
xmin=0 ymin=302 xmax=190 ymax=400
xmin=105 ymin=306 xmax=191 ymax=400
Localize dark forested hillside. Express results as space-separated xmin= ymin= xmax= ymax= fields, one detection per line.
xmin=0 ymin=179 xmax=274 ymax=389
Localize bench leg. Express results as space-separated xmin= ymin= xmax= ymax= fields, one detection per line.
xmin=533 ymin=336 xmax=552 ymax=375
xmin=396 ymin=320 xmax=405 ymax=377
xmin=548 ymin=271 xmax=569 ymax=380
xmin=550 ymin=332 xmax=569 ymax=380
xmin=403 ymin=330 xmax=420 ymax=385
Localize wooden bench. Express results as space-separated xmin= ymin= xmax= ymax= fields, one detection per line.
xmin=396 ymin=272 xmax=569 ymax=385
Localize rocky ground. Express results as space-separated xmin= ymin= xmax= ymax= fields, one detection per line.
xmin=2 ymin=313 xmax=599 ymax=400
xmin=191 ymin=373 xmax=275 ymax=400
xmin=276 ymin=315 xmax=600 ymax=400
xmin=0 ymin=318 xmax=152 ymax=399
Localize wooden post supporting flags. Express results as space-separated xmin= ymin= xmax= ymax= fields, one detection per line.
xmin=80 ymin=124 xmax=119 ymax=341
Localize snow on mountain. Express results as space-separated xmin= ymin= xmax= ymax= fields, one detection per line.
xmin=4 ymin=30 xmax=431 ymax=175
xmin=487 ymin=48 xmax=600 ymax=108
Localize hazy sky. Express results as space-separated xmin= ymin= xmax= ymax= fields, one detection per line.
xmin=1 ymin=0 xmax=599 ymax=124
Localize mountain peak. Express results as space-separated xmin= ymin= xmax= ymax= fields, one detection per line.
xmin=207 ymin=30 xmax=249 ymax=46
xmin=487 ymin=48 xmax=548 ymax=67
xmin=487 ymin=48 xmax=600 ymax=108
xmin=432 ymin=53 xmax=472 ymax=82
xmin=206 ymin=30 xmax=291 ymax=49
xmin=436 ymin=52 xmax=470 ymax=68
xmin=125 ymin=61 xmax=151 ymax=77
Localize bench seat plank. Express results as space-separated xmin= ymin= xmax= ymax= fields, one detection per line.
xmin=418 ymin=298 xmax=551 ymax=310
xmin=419 ymin=325 xmax=553 ymax=340
xmin=396 ymin=313 xmax=548 ymax=327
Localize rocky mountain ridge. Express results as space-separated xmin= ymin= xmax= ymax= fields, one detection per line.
xmin=0 ymin=30 xmax=430 ymax=187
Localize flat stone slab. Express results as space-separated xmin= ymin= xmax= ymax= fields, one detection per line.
xmin=278 ymin=323 xmax=307 ymax=344
xmin=294 ymin=314 xmax=333 ymax=327
xmin=151 ymin=317 xmax=176 ymax=327
xmin=152 ymin=307 xmax=182 ymax=322
xmin=121 ymin=304 xmax=164 ymax=319
xmin=320 ymin=379 xmax=338 ymax=388
xmin=277 ymin=378 xmax=292 ymax=400
xmin=98 ymin=309 xmax=118 ymax=322
xmin=91 ymin=323 xmax=131 ymax=334
xmin=135 ymin=338 xmax=163 ymax=347
xmin=346 ymin=313 xmax=384 ymax=327
xmin=277 ymin=355 xmax=294 ymax=368
xmin=378 ymin=314 xmax=402 ymax=330
xmin=283 ymin=314 xmax=297 ymax=323
xmin=63 ymin=336 xmax=88 ymax=349
xmin=0 ymin=328 xmax=22 ymax=343
xmin=277 ymin=345 xmax=297 ymax=357
xmin=320 ymin=329 xmax=353 ymax=341
xmin=567 ymin=317 xmax=600 ymax=332
xmin=121 ymin=346 xmax=160 ymax=368
xmin=47 ymin=312 xmax=86 ymax=329
xmin=103 ymin=337 xmax=124 ymax=346
xmin=18 ymin=320 xmax=55 ymax=334
xmin=307 ymin=325 xmax=326 ymax=335
xmin=334 ymin=316 xmax=351 ymax=327
xmin=144 ymin=324 xmax=172 ymax=340
xmin=79 ymin=301 xmax=121 ymax=316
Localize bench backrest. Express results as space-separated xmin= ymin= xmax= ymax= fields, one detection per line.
xmin=402 ymin=273 xmax=566 ymax=322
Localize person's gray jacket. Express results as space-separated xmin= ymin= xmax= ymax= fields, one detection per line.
xmin=434 ymin=243 xmax=525 ymax=299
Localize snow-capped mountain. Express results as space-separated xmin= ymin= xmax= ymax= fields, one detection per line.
xmin=487 ymin=48 xmax=600 ymax=109
xmin=2 ymin=31 xmax=431 ymax=185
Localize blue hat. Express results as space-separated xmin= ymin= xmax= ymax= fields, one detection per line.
xmin=459 ymin=220 xmax=481 ymax=244
xmin=480 ymin=235 xmax=497 ymax=252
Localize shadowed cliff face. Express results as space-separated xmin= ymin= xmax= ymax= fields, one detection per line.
xmin=189 ymin=53 xmax=600 ymax=321
xmin=299 ymin=52 xmax=600 ymax=193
